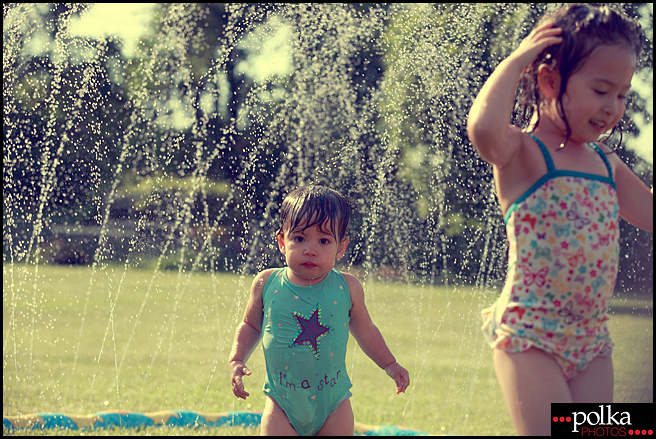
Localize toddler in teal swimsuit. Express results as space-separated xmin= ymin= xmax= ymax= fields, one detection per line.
xmin=229 ymin=185 xmax=409 ymax=435
xmin=468 ymin=4 xmax=652 ymax=436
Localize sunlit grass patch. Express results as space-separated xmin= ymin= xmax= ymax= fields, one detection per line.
xmin=4 ymin=263 xmax=652 ymax=435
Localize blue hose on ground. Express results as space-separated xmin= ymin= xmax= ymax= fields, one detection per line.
xmin=3 ymin=410 xmax=430 ymax=435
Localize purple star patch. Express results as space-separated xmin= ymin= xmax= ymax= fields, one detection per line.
xmin=290 ymin=305 xmax=331 ymax=359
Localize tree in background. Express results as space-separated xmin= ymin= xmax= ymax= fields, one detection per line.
xmin=4 ymin=3 xmax=651 ymax=292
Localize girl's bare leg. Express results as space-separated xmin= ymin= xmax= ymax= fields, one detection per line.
xmin=493 ymin=347 xmax=572 ymax=436
xmin=260 ymin=396 xmax=298 ymax=436
xmin=317 ymin=398 xmax=354 ymax=436
xmin=568 ymin=355 xmax=613 ymax=403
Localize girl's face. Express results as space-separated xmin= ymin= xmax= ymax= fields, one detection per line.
xmin=277 ymin=219 xmax=348 ymax=286
xmin=545 ymin=44 xmax=637 ymax=144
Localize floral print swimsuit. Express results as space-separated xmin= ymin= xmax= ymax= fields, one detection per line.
xmin=482 ymin=134 xmax=619 ymax=379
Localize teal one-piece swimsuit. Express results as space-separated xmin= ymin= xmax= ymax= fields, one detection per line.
xmin=261 ymin=267 xmax=353 ymax=436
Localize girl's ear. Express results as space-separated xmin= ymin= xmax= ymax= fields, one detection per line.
xmin=336 ymin=237 xmax=349 ymax=260
xmin=537 ymin=64 xmax=561 ymax=100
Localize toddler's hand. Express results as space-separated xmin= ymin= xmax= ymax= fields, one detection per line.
xmin=230 ymin=361 xmax=251 ymax=400
xmin=384 ymin=362 xmax=410 ymax=394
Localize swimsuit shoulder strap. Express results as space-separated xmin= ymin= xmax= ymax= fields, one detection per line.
xmin=527 ymin=133 xmax=555 ymax=173
xmin=589 ymin=143 xmax=614 ymax=182
xmin=262 ymin=267 xmax=285 ymax=301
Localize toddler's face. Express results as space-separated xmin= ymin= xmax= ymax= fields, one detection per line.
xmin=277 ymin=218 xmax=348 ymax=286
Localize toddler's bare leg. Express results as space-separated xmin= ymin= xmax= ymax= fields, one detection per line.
xmin=493 ymin=347 xmax=572 ymax=436
xmin=568 ymin=355 xmax=613 ymax=403
xmin=260 ymin=396 xmax=298 ymax=436
xmin=317 ymin=398 xmax=354 ymax=436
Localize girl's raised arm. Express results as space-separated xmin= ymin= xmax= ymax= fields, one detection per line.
xmin=467 ymin=21 xmax=562 ymax=167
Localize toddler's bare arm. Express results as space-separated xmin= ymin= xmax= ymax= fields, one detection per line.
xmin=345 ymin=273 xmax=409 ymax=393
xmin=228 ymin=269 xmax=272 ymax=399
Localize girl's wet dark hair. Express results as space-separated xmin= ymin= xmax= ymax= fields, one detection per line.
xmin=277 ymin=185 xmax=351 ymax=242
xmin=515 ymin=4 xmax=643 ymax=152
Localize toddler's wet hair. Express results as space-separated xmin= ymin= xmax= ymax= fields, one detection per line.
xmin=278 ymin=185 xmax=351 ymax=242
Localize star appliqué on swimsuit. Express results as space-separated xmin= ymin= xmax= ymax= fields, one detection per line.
xmin=290 ymin=305 xmax=332 ymax=359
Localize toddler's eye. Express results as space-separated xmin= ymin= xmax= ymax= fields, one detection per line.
xmin=320 ymin=238 xmax=330 ymax=245
xmin=294 ymin=236 xmax=304 ymax=243
xmin=594 ymin=89 xmax=606 ymax=95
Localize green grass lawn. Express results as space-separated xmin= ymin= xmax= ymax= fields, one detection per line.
xmin=3 ymin=263 xmax=652 ymax=435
